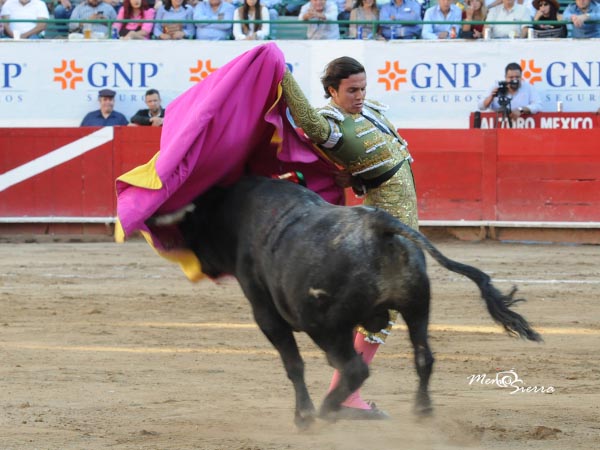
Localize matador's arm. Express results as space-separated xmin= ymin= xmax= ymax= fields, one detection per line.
xmin=281 ymin=69 xmax=331 ymax=144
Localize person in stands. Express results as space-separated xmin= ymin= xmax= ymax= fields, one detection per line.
xmin=562 ymin=0 xmax=600 ymax=38
xmin=1 ymin=0 xmax=49 ymax=39
xmin=130 ymin=89 xmax=166 ymax=126
xmin=81 ymin=89 xmax=129 ymax=126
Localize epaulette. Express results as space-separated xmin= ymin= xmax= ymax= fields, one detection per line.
xmin=317 ymin=105 xmax=345 ymax=122
xmin=364 ymin=99 xmax=389 ymax=113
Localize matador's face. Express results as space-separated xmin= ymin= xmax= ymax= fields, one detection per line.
xmin=329 ymin=72 xmax=367 ymax=115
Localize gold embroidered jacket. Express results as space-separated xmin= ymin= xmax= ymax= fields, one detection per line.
xmin=282 ymin=70 xmax=411 ymax=181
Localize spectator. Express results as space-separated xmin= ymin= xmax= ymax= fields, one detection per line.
xmin=421 ymin=0 xmax=462 ymax=39
xmin=531 ymin=0 xmax=567 ymax=38
xmin=279 ymin=0 xmax=305 ymax=16
xmin=1 ymin=0 xmax=49 ymax=39
xmin=153 ymin=0 xmax=194 ymax=39
xmin=379 ymin=0 xmax=422 ymax=40
xmin=484 ymin=0 xmax=531 ymax=38
xmin=69 ymin=0 xmax=117 ymax=37
xmin=562 ymin=0 xmax=600 ymax=38
xmin=113 ymin=0 xmax=156 ymax=39
xmin=478 ymin=62 xmax=542 ymax=121
xmin=53 ymin=0 xmax=83 ymax=36
xmin=299 ymin=0 xmax=340 ymax=39
xmin=81 ymin=89 xmax=129 ymax=127
xmin=460 ymin=0 xmax=487 ymax=39
xmin=0 ymin=0 xmax=3 ymax=37
xmin=336 ymin=0 xmax=352 ymax=21
xmin=194 ymin=0 xmax=235 ymax=40
xmin=487 ymin=0 xmax=536 ymax=17
xmin=233 ymin=0 xmax=270 ymax=39
xmin=260 ymin=0 xmax=283 ymax=21
xmin=348 ymin=0 xmax=379 ymax=39
xmin=130 ymin=89 xmax=165 ymax=126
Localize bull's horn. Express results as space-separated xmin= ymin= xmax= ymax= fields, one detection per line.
xmin=147 ymin=204 xmax=196 ymax=226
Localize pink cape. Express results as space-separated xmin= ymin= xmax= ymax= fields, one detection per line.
xmin=115 ymin=43 xmax=342 ymax=270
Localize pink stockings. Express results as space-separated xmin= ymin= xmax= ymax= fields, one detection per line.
xmin=327 ymin=333 xmax=380 ymax=410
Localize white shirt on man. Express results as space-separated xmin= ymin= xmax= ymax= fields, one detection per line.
xmin=299 ymin=1 xmax=340 ymax=40
xmin=1 ymin=0 xmax=49 ymax=35
xmin=486 ymin=2 xmax=531 ymax=38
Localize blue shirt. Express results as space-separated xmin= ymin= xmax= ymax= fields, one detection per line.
xmin=379 ymin=0 xmax=422 ymax=40
xmin=81 ymin=110 xmax=129 ymax=126
xmin=562 ymin=2 xmax=600 ymax=38
xmin=421 ymin=5 xmax=462 ymax=39
xmin=193 ymin=1 xmax=235 ymax=40
xmin=153 ymin=4 xmax=195 ymax=39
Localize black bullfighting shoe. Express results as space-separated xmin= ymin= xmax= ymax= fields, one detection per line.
xmin=334 ymin=401 xmax=390 ymax=420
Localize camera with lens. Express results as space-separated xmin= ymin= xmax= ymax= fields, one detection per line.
xmin=497 ymin=81 xmax=509 ymax=97
xmin=496 ymin=79 xmax=519 ymax=98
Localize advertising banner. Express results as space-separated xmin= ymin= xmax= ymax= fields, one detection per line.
xmin=1 ymin=39 xmax=599 ymax=128
xmin=470 ymin=112 xmax=600 ymax=129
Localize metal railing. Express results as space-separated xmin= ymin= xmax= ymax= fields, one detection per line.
xmin=0 ymin=18 xmax=593 ymax=39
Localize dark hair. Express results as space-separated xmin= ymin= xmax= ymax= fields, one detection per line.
xmin=122 ymin=0 xmax=151 ymax=18
xmin=505 ymin=62 xmax=522 ymax=75
xmin=240 ymin=0 xmax=263 ymax=34
xmin=539 ymin=2 xmax=558 ymax=19
xmin=321 ymin=57 xmax=365 ymax=99
xmin=145 ymin=88 xmax=160 ymax=98
xmin=356 ymin=0 xmax=378 ymax=12
xmin=163 ymin=0 xmax=188 ymax=10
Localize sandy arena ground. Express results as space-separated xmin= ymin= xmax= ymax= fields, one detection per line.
xmin=1 ymin=238 xmax=599 ymax=450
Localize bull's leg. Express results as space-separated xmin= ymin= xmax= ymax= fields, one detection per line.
xmin=249 ymin=301 xmax=316 ymax=430
xmin=313 ymin=331 xmax=370 ymax=421
xmin=401 ymin=310 xmax=434 ymax=416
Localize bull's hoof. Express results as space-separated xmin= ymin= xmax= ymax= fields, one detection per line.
xmin=413 ymin=401 xmax=433 ymax=417
xmin=320 ymin=403 xmax=390 ymax=421
xmin=294 ymin=409 xmax=317 ymax=430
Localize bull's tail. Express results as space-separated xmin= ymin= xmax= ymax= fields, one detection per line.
xmin=379 ymin=213 xmax=542 ymax=342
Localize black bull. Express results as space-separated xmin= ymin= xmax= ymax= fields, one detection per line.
xmin=150 ymin=176 xmax=541 ymax=429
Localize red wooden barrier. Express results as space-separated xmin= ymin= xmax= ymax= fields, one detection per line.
xmin=1 ymin=127 xmax=599 ymax=237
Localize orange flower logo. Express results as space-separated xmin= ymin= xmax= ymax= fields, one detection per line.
xmin=520 ymin=59 xmax=543 ymax=85
xmin=53 ymin=60 xmax=84 ymax=90
xmin=189 ymin=60 xmax=219 ymax=83
xmin=377 ymin=61 xmax=408 ymax=91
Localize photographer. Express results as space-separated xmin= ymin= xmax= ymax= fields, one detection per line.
xmin=478 ymin=62 xmax=542 ymax=120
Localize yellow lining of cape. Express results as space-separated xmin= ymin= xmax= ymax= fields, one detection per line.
xmin=116 ymin=151 xmax=163 ymax=190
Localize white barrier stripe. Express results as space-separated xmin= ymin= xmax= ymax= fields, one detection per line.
xmin=0 ymin=216 xmax=116 ymax=223
xmin=0 ymin=127 xmax=114 ymax=192
xmin=108 ymin=322 xmax=600 ymax=336
xmin=493 ymin=278 xmax=600 ymax=285
xmin=420 ymin=220 xmax=600 ymax=228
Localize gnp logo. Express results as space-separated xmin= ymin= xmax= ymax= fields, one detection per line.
xmin=53 ymin=59 xmax=159 ymax=90
xmin=1 ymin=63 xmax=23 ymax=88
xmin=189 ymin=60 xmax=219 ymax=83
xmin=520 ymin=59 xmax=543 ymax=84
xmin=377 ymin=60 xmax=482 ymax=91
xmin=378 ymin=61 xmax=408 ymax=91
xmin=544 ymin=60 xmax=600 ymax=87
